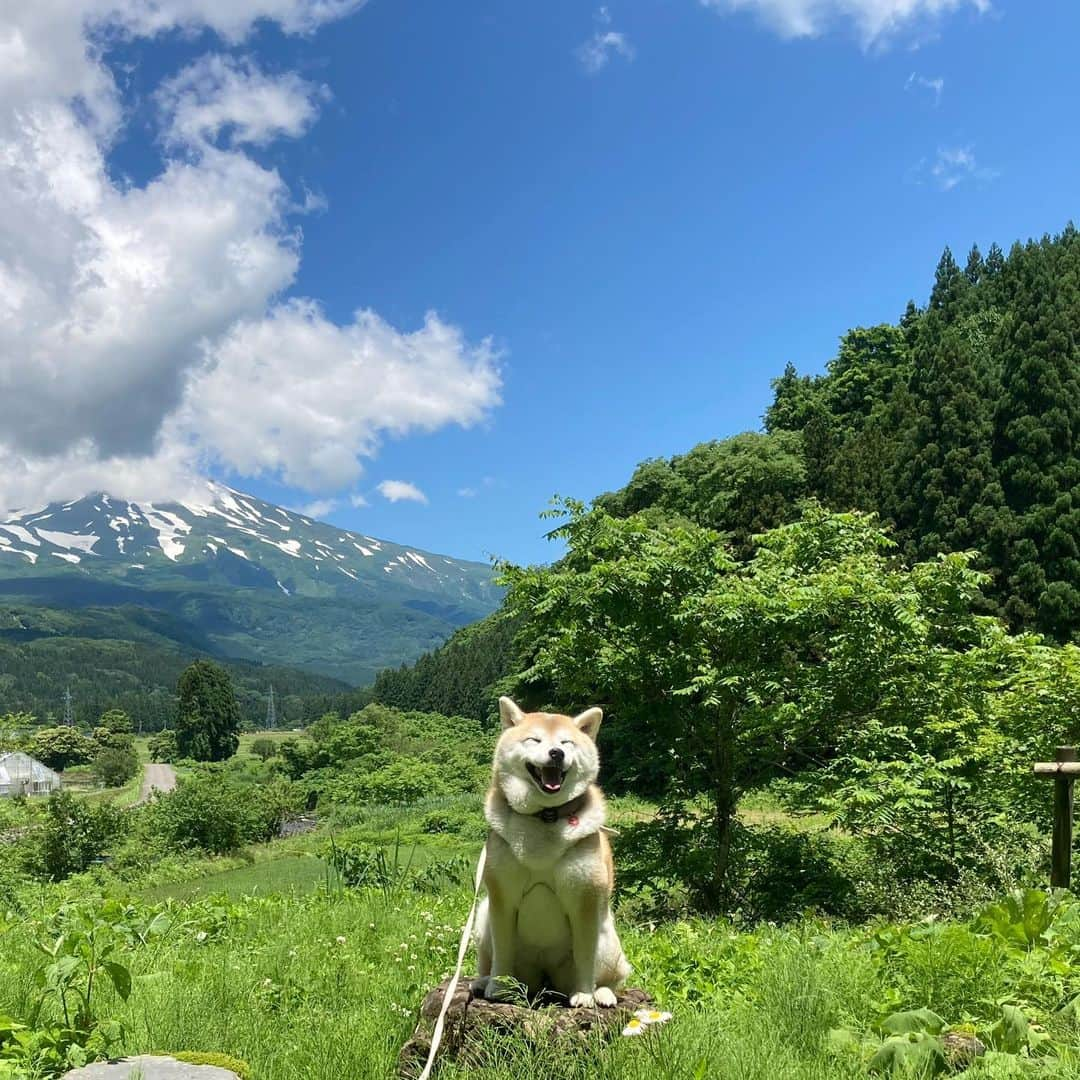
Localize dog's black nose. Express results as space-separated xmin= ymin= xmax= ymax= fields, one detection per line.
xmin=549 ymin=747 xmax=565 ymax=764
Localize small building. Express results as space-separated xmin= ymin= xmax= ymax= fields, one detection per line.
xmin=0 ymin=751 xmax=61 ymax=797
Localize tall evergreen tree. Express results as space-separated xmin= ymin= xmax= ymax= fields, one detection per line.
xmin=176 ymin=660 xmax=242 ymax=761
xmin=991 ymin=231 xmax=1080 ymax=635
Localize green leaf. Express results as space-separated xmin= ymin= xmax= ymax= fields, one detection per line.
xmin=869 ymin=1033 xmax=947 ymax=1075
xmin=101 ymin=961 xmax=131 ymax=1002
xmin=879 ymin=1009 xmax=946 ymax=1037
xmin=989 ymin=1004 xmax=1029 ymax=1054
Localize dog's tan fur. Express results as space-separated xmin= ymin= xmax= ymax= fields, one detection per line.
xmin=473 ymin=697 xmax=630 ymax=1007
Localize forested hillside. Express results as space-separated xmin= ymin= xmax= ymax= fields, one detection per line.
xmin=370 ymin=613 xmax=517 ymax=723
xmin=597 ymin=224 xmax=1080 ymax=638
xmin=0 ymin=619 xmax=364 ymax=730
xmin=374 ymin=222 xmax=1080 ymax=720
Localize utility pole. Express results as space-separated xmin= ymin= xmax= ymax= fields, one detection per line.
xmin=265 ymin=685 xmax=277 ymax=731
xmin=62 ymin=687 xmax=74 ymax=727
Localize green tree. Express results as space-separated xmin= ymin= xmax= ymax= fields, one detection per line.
xmin=175 ymin=660 xmax=241 ymax=762
xmin=28 ymin=726 xmax=95 ymax=771
xmin=501 ymin=501 xmax=994 ymax=909
xmin=98 ymin=708 xmax=133 ymax=735
xmin=93 ymin=745 xmax=139 ymax=788
xmin=148 ymin=728 xmax=179 ymax=763
xmin=251 ymin=737 xmax=278 ymax=761
xmin=991 ymin=231 xmax=1080 ymax=635
xmin=892 ymin=310 xmax=1005 ymax=561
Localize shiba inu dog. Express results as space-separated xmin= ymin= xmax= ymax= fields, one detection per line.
xmin=473 ymin=696 xmax=630 ymax=1008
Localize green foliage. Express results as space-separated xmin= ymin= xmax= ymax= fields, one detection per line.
xmin=759 ymin=223 xmax=1080 ymax=641
xmin=97 ymin=709 xmax=133 ymax=735
xmin=92 ymin=746 xmax=139 ymax=788
xmin=325 ymin=758 xmax=450 ymax=806
xmin=371 ymin=612 xmax=519 ymax=723
xmin=143 ymin=774 xmax=299 ymax=854
xmin=147 ymin=729 xmax=179 ymax=763
xmin=501 ymin=500 xmax=1014 ymax=909
xmin=0 ymin=898 xmax=172 ymax=1077
xmin=27 ymin=791 xmax=126 ymax=882
xmin=176 ymin=660 xmax=241 ymax=762
xmin=596 ymin=431 xmax=809 ymax=556
xmin=250 ymin=737 xmax=278 ymax=761
xmin=28 ymin=727 xmax=95 ymax=771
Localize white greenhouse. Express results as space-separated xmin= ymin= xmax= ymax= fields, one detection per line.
xmin=0 ymin=751 xmax=61 ymax=797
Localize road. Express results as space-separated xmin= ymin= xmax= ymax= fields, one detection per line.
xmin=138 ymin=762 xmax=177 ymax=804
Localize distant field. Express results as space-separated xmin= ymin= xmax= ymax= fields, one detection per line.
xmin=237 ymin=729 xmax=304 ymax=755
xmin=142 ymin=853 xmax=331 ymax=902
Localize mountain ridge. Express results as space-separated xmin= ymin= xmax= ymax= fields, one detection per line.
xmin=0 ymin=483 xmax=501 ymax=684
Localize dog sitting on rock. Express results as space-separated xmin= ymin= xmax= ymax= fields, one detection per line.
xmin=472 ymin=697 xmax=630 ymax=1007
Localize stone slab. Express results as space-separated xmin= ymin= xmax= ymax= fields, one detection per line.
xmin=63 ymin=1056 xmax=240 ymax=1079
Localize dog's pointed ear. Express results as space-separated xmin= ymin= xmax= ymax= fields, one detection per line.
xmin=573 ymin=707 xmax=603 ymax=741
xmin=499 ymin=696 xmax=525 ymax=729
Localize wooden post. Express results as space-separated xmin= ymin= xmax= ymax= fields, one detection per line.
xmin=1033 ymin=746 xmax=1080 ymax=889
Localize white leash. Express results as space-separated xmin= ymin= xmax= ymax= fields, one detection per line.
xmin=416 ymin=843 xmax=488 ymax=1080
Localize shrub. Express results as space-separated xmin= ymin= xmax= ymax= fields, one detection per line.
xmin=26 ymin=791 xmax=126 ymax=881
xmin=326 ymin=758 xmax=448 ymax=806
xmin=251 ymin=737 xmax=278 ymax=761
xmin=92 ymin=746 xmax=140 ymax=788
xmin=143 ymin=774 xmax=301 ymax=853
xmin=148 ymin=729 xmax=179 ymax=763
xmin=144 ymin=775 xmax=252 ymax=854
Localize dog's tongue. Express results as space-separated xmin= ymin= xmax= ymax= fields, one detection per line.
xmin=540 ymin=765 xmax=563 ymax=793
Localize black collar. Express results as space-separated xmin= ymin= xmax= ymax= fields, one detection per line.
xmin=534 ymin=791 xmax=588 ymax=824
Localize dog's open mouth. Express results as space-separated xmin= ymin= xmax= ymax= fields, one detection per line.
xmin=526 ymin=763 xmax=567 ymax=794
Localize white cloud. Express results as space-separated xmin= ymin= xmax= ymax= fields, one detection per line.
xmin=377 ymin=481 xmax=428 ymax=504
xmin=700 ymin=0 xmax=990 ymax=46
xmin=905 ymin=71 xmax=944 ymax=105
xmin=349 ymin=493 xmax=369 ymax=508
xmin=174 ymin=303 xmax=501 ymax=490
xmin=0 ymin=0 xmax=503 ymax=514
xmin=910 ymin=144 xmax=998 ymax=190
xmin=457 ymin=476 xmax=495 ymax=498
xmin=295 ymin=498 xmax=339 ymax=519
xmin=158 ymin=54 xmax=329 ymax=149
xmin=577 ymin=8 xmax=635 ymax=73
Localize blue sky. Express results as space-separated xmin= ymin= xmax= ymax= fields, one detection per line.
xmin=4 ymin=0 xmax=1078 ymax=567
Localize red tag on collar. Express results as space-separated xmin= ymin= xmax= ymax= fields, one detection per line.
xmin=567 ymin=815 xmax=579 ymax=827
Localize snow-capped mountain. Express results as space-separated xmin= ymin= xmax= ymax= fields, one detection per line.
xmin=0 ymin=483 xmax=500 ymax=683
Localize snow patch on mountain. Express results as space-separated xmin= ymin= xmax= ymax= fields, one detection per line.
xmin=141 ymin=507 xmax=190 ymax=561
xmin=0 ymin=525 xmax=40 ymax=546
xmin=37 ymin=530 xmax=100 ymax=554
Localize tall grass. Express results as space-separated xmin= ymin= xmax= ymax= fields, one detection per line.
xmin=6 ymin=877 xmax=1080 ymax=1080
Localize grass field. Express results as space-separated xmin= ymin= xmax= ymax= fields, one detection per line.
xmin=4 ymin=776 xmax=1079 ymax=1077
xmin=6 ymin=873 xmax=1080 ymax=1080
xmin=140 ymin=853 xmax=331 ymax=902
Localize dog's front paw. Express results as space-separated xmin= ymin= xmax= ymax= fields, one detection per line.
xmin=593 ymin=986 xmax=618 ymax=1007
xmin=569 ymin=991 xmax=596 ymax=1008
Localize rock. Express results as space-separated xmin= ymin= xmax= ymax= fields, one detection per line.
xmin=62 ymin=1055 xmax=241 ymax=1079
xmin=942 ymin=1031 xmax=986 ymax=1067
xmin=398 ymin=978 xmax=652 ymax=1078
